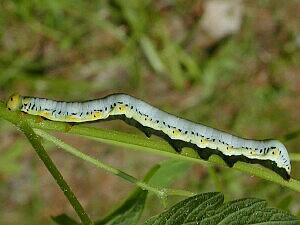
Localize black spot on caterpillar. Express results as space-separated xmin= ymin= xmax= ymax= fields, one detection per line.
xmin=6 ymin=93 xmax=291 ymax=180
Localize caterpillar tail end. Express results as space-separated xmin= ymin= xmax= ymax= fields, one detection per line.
xmin=7 ymin=93 xmax=22 ymax=111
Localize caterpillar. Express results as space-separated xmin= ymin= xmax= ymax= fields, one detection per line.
xmin=7 ymin=93 xmax=291 ymax=180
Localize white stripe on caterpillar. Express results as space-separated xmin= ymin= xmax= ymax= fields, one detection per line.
xmin=6 ymin=93 xmax=291 ymax=179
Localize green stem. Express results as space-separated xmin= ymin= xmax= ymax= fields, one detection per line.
xmin=290 ymin=153 xmax=300 ymax=162
xmin=0 ymin=101 xmax=300 ymax=193
xmin=15 ymin=118 xmax=93 ymax=224
xmin=35 ymin=129 xmax=195 ymax=198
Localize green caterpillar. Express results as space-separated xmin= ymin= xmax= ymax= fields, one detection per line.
xmin=7 ymin=93 xmax=291 ymax=180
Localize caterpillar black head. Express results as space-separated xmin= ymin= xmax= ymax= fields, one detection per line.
xmin=7 ymin=93 xmax=22 ymax=111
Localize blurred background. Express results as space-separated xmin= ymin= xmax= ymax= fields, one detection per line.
xmin=0 ymin=0 xmax=299 ymax=224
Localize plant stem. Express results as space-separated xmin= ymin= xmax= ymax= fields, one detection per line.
xmin=290 ymin=153 xmax=300 ymax=162
xmin=35 ymin=129 xmax=195 ymax=198
xmin=17 ymin=119 xmax=93 ymax=224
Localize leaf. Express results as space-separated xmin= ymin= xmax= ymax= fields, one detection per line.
xmin=161 ymin=42 xmax=186 ymax=90
xmin=94 ymin=165 xmax=160 ymax=225
xmin=95 ymin=189 xmax=147 ymax=225
xmin=140 ymin=35 xmax=167 ymax=74
xmin=148 ymin=160 xmax=191 ymax=188
xmin=52 ymin=214 xmax=81 ymax=225
xmin=52 ymin=166 xmax=159 ymax=225
xmin=144 ymin=192 xmax=300 ymax=225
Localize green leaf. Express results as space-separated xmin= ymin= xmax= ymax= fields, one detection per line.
xmin=95 ymin=189 xmax=147 ymax=225
xmin=52 ymin=214 xmax=81 ymax=225
xmin=95 ymin=165 xmax=160 ymax=225
xmin=148 ymin=160 xmax=191 ymax=188
xmin=161 ymin=43 xmax=186 ymax=90
xmin=140 ymin=36 xmax=167 ymax=74
xmin=144 ymin=192 xmax=300 ymax=225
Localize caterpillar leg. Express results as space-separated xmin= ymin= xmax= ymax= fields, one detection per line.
xmin=133 ymin=122 xmax=152 ymax=137
xmin=140 ymin=127 xmax=152 ymax=138
xmin=166 ymin=139 xmax=185 ymax=153
xmin=222 ymin=157 xmax=235 ymax=168
xmin=195 ymin=147 xmax=214 ymax=161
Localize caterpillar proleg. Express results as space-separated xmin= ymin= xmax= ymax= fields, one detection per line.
xmin=7 ymin=93 xmax=291 ymax=179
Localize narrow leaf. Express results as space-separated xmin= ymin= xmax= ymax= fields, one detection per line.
xmin=140 ymin=36 xmax=166 ymax=74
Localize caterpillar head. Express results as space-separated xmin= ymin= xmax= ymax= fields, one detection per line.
xmin=7 ymin=93 xmax=22 ymax=111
